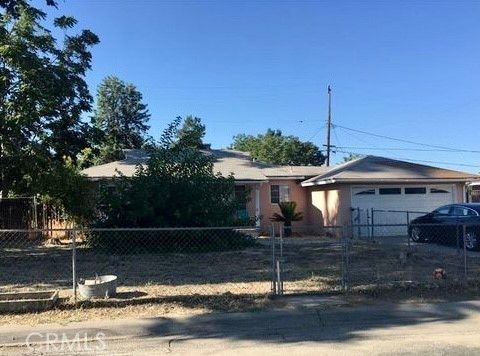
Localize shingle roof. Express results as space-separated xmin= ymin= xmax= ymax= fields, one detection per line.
xmin=301 ymin=155 xmax=480 ymax=186
xmin=82 ymin=151 xmax=479 ymax=185
xmin=81 ymin=149 xmax=328 ymax=181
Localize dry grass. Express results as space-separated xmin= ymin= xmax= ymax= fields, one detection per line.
xmin=0 ymin=293 xmax=279 ymax=326
xmin=1 ymin=235 xmax=480 ymax=325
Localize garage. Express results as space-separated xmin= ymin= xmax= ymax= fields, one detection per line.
xmin=351 ymin=185 xmax=455 ymax=214
xmin=351 ymin=185 xmax=456 ymax=236
xmin=301 ymin=156 xmax=478 ymax=236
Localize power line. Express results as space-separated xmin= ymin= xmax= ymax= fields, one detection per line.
xmin=307 ymin=127 xmax=324 ymax=141
xmin=333 ymin=125 xmax=343 ymax=149
xmin=333 ymin=124 xmax=480 ymax=153
xmin=336 ymin=146 xmax=480 ymax=153
xmin=333 ymin=149 xmax=480 ymax=169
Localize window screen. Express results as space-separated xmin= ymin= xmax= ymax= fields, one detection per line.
xmin=271 ymin=185 xmax=279 ymax=204
xmin=279 ymin=186 xmax=290 ymax=202
xmin=271 ymin=185 xmax=290 ymax=203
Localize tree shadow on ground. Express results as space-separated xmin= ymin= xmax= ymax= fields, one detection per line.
xmin=141 ymin=299 xmax=480 ymax=344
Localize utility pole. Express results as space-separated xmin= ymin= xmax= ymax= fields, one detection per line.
xmin=325 ymin=85 xmax=332 ymax=166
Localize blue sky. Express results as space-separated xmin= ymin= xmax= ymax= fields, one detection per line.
xmin=39 ymin=0 xmax=479 ymax=171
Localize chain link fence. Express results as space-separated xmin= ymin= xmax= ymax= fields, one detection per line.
xmin=0 ymin=229 xmax=72 ymax=296
xmin=272 ymin=221 xmax=480 ymax=299
xmin=344 ymin=223 xmax=469 ymax=294
xmin=0 ymin=227 xmax=271 ymax=303
xmin=2 ymin=221 xmax=480 ymax=310
xmin=270 ymin=224 xmax=344 ymax=295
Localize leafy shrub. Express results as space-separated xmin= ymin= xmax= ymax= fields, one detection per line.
xmin=86 ymin=229 xmax=257 ymax=254
xmin=95 ymin=118 xmax=248 ymax=228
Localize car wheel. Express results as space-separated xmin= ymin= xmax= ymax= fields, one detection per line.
xmin=464 ymin=231 xmax=479 ymax=251
xmin=410 ymin=227 xmax=425 ymax=242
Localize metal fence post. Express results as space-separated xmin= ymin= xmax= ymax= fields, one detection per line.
xmin=406 ymin=211 xmax=410 ymax=249
xmin=342 ymin=226 xmax=350 ymax=292
xmin=345 ymin=227 xmax=350 ymax=292
xmin=276 ymin=260 xmax=282 ymax=295
xmin=72 ymin=229 xmax=77 ymax=304
xmin=32 ymin=196 xmax=38 ymax=230
xmin=341 ymin=226 xmax=346 ymax=291
xmin=279 ymin=224 xmax=284 ymax=294
xmin=366 ymin=209 xmax=370 ymax=239
xmin=271 ymin=223 xmax=276 ymax=295
xmin=279 ymin=223 xmax=283 ymax=259
xmin=371 ymin=208 xmax=375 ymax=241
xmin=357 ymin=208 xmax=361 ymax=238
xmin=456 ymin=223 xmax=460 ymax=255
xmin=463 ymin=224 xmax=467 ymax=281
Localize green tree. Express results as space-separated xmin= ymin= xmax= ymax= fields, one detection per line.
xmin=0 ymin=0 xmax=98 ymax=214
xmin=96 ymin=118 xmax=243 ymax=228
xmin=231 ymin=129 xmax=326 ymax=166
xmin=90 ymin=76 xmax=151 ymax=164
xmin=176 ymin=115 xmax=206 ymax=148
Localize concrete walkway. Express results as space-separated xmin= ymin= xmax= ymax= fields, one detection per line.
xmin=2 ymin=296 xmax=480 ymax=355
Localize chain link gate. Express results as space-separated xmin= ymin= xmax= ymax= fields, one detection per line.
xmin=270 ymin=223 xmax=346 ymax=296
xmin=270 ymin=220 xmax=477 ymax=299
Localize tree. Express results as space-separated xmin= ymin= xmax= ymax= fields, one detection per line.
xmin=231 ymin=129 xmax=326 ymax=166
xmin=176 ymin=115 xmax=206 ymax=149
xmin=342 ymin=153 xmax=363 ymax=162
xmin=90 ymin=76 xmax=151 ymax=164
xmin=270 ymin=201 xmax=304 ymax=237
xmin=96 ymin=118 xmax=244 ymax=228
xmin=0 ymin=0 xmax=99 ymax=213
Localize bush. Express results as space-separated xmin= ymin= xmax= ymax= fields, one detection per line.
xmin=95 ymin=118 xmax=248 ymax=228
xmin=86 ymin=229 xmax=257 ymax=254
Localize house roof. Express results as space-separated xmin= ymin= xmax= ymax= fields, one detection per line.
xmin=81 ymin=149 xmax=328 ymax=181
xmin=82 ymin=151 xmax=479 ymax=185
xmin=301 ymin=155 xmax=480 ymax=186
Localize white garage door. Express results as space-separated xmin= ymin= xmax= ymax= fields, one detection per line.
xmin=351 ymin=185 xmax=456 ymax=236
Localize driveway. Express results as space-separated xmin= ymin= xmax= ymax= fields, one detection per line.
xmin=3 ymin=297 xmax=480 ymax=355
xmin=368 ymin=234 xmax=480 ymax=257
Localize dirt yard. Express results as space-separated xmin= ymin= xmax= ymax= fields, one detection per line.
xmin=1 ymin=235 xmax=480 ymax=324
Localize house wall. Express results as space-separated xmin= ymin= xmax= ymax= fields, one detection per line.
xmin=255 ymin=179 xmax=310 ymax=233
xmin=306 ymin=182 xmax=467 ymax=230
xmin=454 ymin=183 xmax=466 ymax=203
xmin=250 ymin=181 xmax=467 ymax=233
xmin=307 ymin=184 xmax=352 ymax=228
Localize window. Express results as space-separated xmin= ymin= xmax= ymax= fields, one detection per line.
xmin=355 ymin=189 xmax=375 ymax=195
xmin=431 ymin=188 xmax=450 ymax=194
xmin=467 ymin=209 xmax=478 ymax=216
xmin=405 ymin=187 xmax=426 ymax=195
xmin=235 ymin=185 xmax=246 ymax=199
xmin=235 ymin=185 xmax=248 ymax=219
xmin=434 ymin=206 xmax=451 ymax=216
xmin=452 ymin=206 xmax=478 ymax=217
xmin=379 ymin=188 xmax=401 ymax=195
xmin=271 ymin=185 xmax=289 ymax=204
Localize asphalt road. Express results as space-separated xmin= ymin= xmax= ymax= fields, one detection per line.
xmin=2 ymin=297 xmax=480 ymax=355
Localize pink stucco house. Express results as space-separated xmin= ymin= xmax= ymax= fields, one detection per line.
xmin=82 ymin=149 xmax=479 ymax=232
